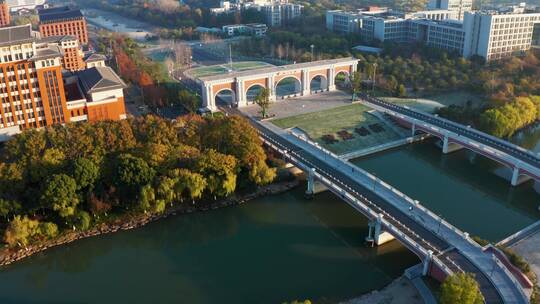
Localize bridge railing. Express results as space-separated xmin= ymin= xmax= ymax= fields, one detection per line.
xmin=305 ymin=154 xmax=454 ymax=277
xmin=359 ymin=93 xmax=540 ymax=163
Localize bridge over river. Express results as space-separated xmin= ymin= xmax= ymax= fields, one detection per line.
xmin=358 ymin=93 xmax=540 ymax=186
xmin=220 ymin=98 xmax=532 ymax=303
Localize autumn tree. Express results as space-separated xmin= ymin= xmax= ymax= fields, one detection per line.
xmin=255 ymin=88 xmax=271 ymax=118
xmin=440 ymin=273 xmax=483 ymax=304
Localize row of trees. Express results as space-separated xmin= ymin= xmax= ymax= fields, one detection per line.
xmin=96 ymin=33 xmax=200 ymax=112
xmin=479 ymin=96 xmax=540 ymax=138
xmin=0 ymin=115 xmax=276 ymax=248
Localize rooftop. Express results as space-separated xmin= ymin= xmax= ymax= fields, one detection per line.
xmin=38 ymin=6 xmax=84 ymax=23
xmin=198 ymin=58 xmax=358 ymax=82
xmin=0 ymin=24 xmax=36 ymax=47
xmin=31 ymin=45 xmax=63 ymax=61
xmin=84 ymin=53 xmax=106 ymax=63
xmin=77 ymin=66 xmax=127 ymax=94
xmin=40 ymin=35 xmax=78 ymax=44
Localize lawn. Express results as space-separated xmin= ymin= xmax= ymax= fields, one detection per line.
xmin=188 ymin=61 xmax=274 ymax=78
xmin=382 ymin=91 xmax=485 ymax=113
xmin=272 ymin=104 xmax=403 ymax=154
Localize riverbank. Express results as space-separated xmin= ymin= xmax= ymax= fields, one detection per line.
xmin=341 ymin=275 xmax=423 ymax=304
xmin=0 ymin=178 xmax=300 ymax=267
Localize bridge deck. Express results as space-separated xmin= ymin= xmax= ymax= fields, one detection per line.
xmin=222 ymin=105 xmax=528 ymax=304
xmin=359 ymin=93 xmax=540 ymax=178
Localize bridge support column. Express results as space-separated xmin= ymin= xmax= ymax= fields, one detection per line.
xmin=411 ymin=123 xmax=416 ymax=137
xmin=328 ymin=68 xmax=336 ymax=91
xmin=267 ymin=75 xmax=276 ymax=102
xmin=442 ymin=136 xmax=449 ymax=154
xmin=306 ymin=168 xmax=315 ymax=197
xmin=511 ymin=166 xmax=519 ymax=187
xmin=301 ymin=69 xmax=310 ymax=96
xmin=422 ymin=250 xmax=433 ymax=276
xmin=235 ymin=79 xmax=246 ymax=107
xmin=365 ymin=214 xmax=395 ymax=246
xmin=305 ymin=168 xmax=327 ymax=198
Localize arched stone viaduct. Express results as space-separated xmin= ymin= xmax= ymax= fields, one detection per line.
xmin=197 ymin=58 xmax=359 ymax=111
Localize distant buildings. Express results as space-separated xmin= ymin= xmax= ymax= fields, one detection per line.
xmin=223 ymin=23 xmax=267 ymax=36
xmin=326 ymin=4 xmax=540 ymax=61
xmin=38 ymin=6 xmax=88 ymax=45
xmin=0 ymin=24 xmax=127 ymax=141
xmin=6 ymin=0 xmax=45 ymax=12
xmin=210 ymin=0 xmax=303 ymax=27
xmin=427 ymin=0 xmax=472 ymax=20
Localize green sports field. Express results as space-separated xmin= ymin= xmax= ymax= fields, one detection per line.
xmin=187 ymin=61 xmax=274 ymax=78
xmin=272 ymin=104 xmax=403 ymax=155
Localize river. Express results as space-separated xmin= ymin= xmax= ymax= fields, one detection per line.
xmin=1 ymin=130 xmax=539 ymax=303
xmin=0 ymin=188 xmax=417 ymax=304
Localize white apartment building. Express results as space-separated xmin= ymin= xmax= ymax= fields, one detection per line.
xmin=210 ymin=0 xmax=302 ymax=27
xmin=427 ymin=0 xmax=473 ymax=20
xmin=326 ymin=7 xmax=540 ymax=61
xmin=463 ymin=10 xmax=540 ymax=60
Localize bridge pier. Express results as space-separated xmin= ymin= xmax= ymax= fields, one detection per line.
xmin=305 ymin=168 xmax=327 ymax=198
xmin=422 ymin=250 xmax=434 ymax=276
xmin=439 ymin=136 xmax=464 ymax=154
xmin=510 ymin=166 xmax=532 ymax=186
xmin=411 ymin=123 xmax=416 ymax=137
xmin=365 ymin=214 xmax=395 ymax=246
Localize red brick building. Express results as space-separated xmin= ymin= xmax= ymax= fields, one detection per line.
xmin=0 ymin=1 xmax=10 ymax=27
xmin=38 ymin=6 xmax=88 ymax=45
xmin=0 ymin=24 xmax=126 ymax=141
xmin=41 ymin=35 xmax=85 ymax=71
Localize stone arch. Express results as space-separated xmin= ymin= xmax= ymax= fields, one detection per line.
xmin=310 ymin=74 xmax=328 ymax=92
xmin=275 ymin=76 xmax=301 ymax=99
xmin=334 ymin=70 xmax=350 ymax=89
xmin=245 ymin=84 xmax=266 ymax=104
xmin=214 ymin=88 xmax=236 ymax=107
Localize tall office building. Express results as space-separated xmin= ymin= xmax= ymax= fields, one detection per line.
xmin=427 ymin=0 xmax=473 ymax=20
xmin=0 ymin=24 xmax=127 ymax=141
xmin=463 ymin=10 xmax=540 ymax=61
xmin=38 ymin=6 xmax=88 ymax=45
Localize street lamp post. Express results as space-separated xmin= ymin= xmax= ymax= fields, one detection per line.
xmin=310 ymin=44 xmax=315 ymax=62
xmin=372 ymin=63 xmax=378 ymax=93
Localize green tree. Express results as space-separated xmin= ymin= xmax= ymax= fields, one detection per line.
xmin=3 ymin=216 xmax=39 ymax=247
xmin=40 ymin=174 xmax=80 ymax=218
xmin=71 ymin=158 xmax=99 ymax=191
xmin=138 ymin=184 xmax=166 ymax=213
xmin=196 ymin=149 xmax=238 ymax=197
xmin=38 ymin=222 xmax=59 ymax=239
xmin=440 ymin=273 xmax=484 ymax=304
xmin=114 ymin=154 xmax=156 ymax=188
xmin=254 ymin=88 xmax=271 ymax=118
xmin=397 ymin=84 xmax=407 ymax=97
xmin=171 ymin=169 xmax=207 ymax=201
xmin=0 ymin=199 xmax=22 ymax=220
xmin=350 ymin=71 xmax=362 ymax=101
